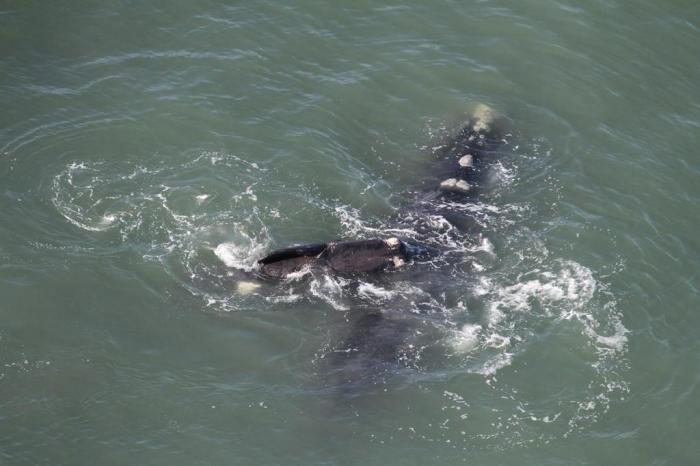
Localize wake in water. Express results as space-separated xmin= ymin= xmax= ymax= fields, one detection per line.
xmin=48 ymin=104 xmax=629 ymax=450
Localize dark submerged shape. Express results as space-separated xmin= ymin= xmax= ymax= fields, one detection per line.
xmin=325 ymin=312 xmax=412 ymax=395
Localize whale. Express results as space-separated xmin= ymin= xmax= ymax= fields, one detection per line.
xmin=255 ymin=103 xmax=506 ymax=280
xmin=238 ymin=104 xmax=508 ymax=394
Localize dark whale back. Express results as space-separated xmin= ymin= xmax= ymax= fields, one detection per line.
xmin=321 ymin=239 xmax=404 ymax=273
xmin=256 ymin=243 xmax=326 ymax=279
xmin=257 ymin=238 xmax=409 ymax=279
xmin=258 ymin=243 xmax=327 ymax=264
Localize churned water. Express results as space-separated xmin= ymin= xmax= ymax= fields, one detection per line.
xmin=1 ymin=1 xmax=699 ymax=465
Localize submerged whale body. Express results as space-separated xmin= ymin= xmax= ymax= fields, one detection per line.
xmin=325 ymin=312 xmax=412 ymax=395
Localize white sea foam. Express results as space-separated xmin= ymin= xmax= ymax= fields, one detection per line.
xmin=448 ymin=258 xmax=627 ymax=386
xmin=593 ymin=320 xmax=628 ymax=352
xmin=236 ymin=281 xmax=261 ymax=295
xmin=282 ymin=267 xmax=313 ymax=282
xmin=467 ymin=236 xmax=495 ymax=255
xmin=451 ymin=324 xmax=481 ymax=354
xmin=214 ymin=237 xmax=267 ymax=273
xmin=309 ymin=274 xmax=350 ymax=311
xmin=334 ymin=204 xmax=416 ymax=239
xmin=357 ymin=282 xmax=397 ymax=301
xmin=265 ymin=291 xmax=302 ymax=304
xmin=487 ymin=261 xmax=596 ymax=319
xmin=477 ymin=352 xmax=514 ymax=376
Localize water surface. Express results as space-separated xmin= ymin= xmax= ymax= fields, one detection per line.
xmin=1 ymin=1 xmax=699 ymax=464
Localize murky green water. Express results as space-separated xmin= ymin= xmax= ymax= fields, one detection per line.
xmin=2 ymin=1 xmax=699 ymax=464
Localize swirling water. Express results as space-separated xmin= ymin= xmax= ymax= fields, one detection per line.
xmin=1 ymin=1 xmax=699 ymax=464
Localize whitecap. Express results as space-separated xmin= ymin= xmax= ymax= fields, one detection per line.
xmin=450 ymin=324 xmax=481 ymax=354
xmin=357 ymin=282 xmax=397 ymax=301
xmin=214 ymin=240 xmax=264 ymax=272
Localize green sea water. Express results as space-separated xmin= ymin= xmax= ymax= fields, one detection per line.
xmin=1 ymin=1 xmax=699 ymax=464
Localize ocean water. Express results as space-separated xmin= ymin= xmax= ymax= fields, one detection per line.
xmin=1 ymin=1 xmax=699 ymax=464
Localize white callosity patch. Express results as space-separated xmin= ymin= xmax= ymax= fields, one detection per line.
xmin=471 ymin=103 xmax=498 ymax=134
xmin=384 ymin=237 xmax=401 ymax=248
xmin=458 ymin=154 xmax=474 ymax=168
xmin=439 ymin=178 xmax=471 ymax=194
